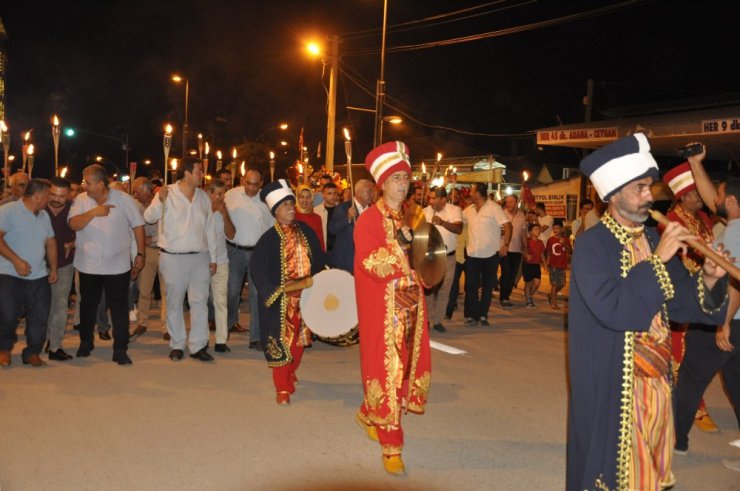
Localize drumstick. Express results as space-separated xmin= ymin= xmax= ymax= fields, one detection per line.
xmin=649 ymin=209 xmax=740 ymax=281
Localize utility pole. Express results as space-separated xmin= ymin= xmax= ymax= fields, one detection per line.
xmin=582 ymin=78 xmax=593 ymax=159
xmin=324 ymin=34 xmax=339 ymax=171
xmin=581 ymin=78 xmax=594 ymax=202
xmin=373 ymin=0 xmax=389 ymax=148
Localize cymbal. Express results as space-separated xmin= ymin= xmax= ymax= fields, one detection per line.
xmin=410 ymin=215 xmax=447 ymax=287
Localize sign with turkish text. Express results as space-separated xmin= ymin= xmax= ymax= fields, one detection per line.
xmin=533 ymin=193 xmax=567 ymax=219
xmin=536 ymin=127 xmax=618 ymax=144
xmin=701 ymin=118 xmax=740 ymax=134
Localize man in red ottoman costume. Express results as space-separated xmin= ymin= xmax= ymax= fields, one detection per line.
xmin=353 ymin=141 xmax=432 ymax=475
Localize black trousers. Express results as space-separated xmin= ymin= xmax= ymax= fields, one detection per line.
xmin=78 ymin=271 xmax=131 ymax=352
xmin=464 ymin=253 xmax=500 ymax=321
xmin=498 ymin=251 xmax=522 ymax=302
xmin=674 ymin=320 xmax=740 ymax=449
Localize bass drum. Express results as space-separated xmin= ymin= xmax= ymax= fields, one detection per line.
xmin=315 ymin=325 xmax=359 ymax=347
xmin=300 ymin=268 xmax=359 ymax=347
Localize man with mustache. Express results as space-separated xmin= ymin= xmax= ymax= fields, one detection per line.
xmin=45 ymin=177 xmax=76 ymax=361
xmin=566 ymin=134 xmax=730 ymax=491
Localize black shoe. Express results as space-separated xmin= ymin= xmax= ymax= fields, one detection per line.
xmin=73 ymin=324 xmax=80 ymax=331
xmin=76 ymin=344 xmax=94 ymax=357
xmin=444 ymin=313 xmax=452 ymax=321
xmin=129 ymin=325 xmax=147 ymax=342
xmin=98 ymin=331 xmax=112 ymax=341
xmin=464 ymin=318 xmax=478 ymax=327
xmin=249 ymin=340 xmax=263 ymax=350
xmin=500 ymin=300 xmax=513 ymax=309
xmin=433 ymin=323 xmax=447 ymax=333
xmin=169 ymin=349 xmax=184 ymax=361
xmin=163 ymin=332 xmax=171 ymax=341
xmin=479 ymin=318 xmax=490 ymax=326
xmin=44 ymin=340 xmax=50 ymax=353
xmin=214 ymin=343 xmax=231 ymax=353
xmin=190 ymin=348 xmax=214 ymax=362
xmin=49 ymin=349 xmax=74 ymax=361
xmin=112 ymin=350 xmax=132 ymax=365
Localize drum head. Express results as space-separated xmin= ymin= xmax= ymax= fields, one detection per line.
xmin=300 ymin=269 xmax=358 ymax=338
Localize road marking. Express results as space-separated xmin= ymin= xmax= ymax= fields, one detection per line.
xmin=429 ymin=340 xmax=467 ymax=355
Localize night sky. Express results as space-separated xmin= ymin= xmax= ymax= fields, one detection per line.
xmin=1 ymin=0 xmax=738 ymax=181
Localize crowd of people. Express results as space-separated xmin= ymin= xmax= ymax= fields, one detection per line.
xmin=0 ymin=136 xmax=738 ymax=481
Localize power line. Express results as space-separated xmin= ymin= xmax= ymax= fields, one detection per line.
xmin=344 ymin=0 xmax=651 ymax=56
xmin=341 ymin=0 xmax=536 ymax=40
xmin=340 ymin=67 xmax=533 ymax=138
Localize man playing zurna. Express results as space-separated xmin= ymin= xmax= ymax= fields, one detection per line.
xmin=566 ymin=133 xmax=729 ymax=491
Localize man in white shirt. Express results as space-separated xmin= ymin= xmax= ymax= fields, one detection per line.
xmin=69 ymin=165 xmax=145 ymax=365
xmin=224 ymin=168 xmax=272 ymax=349
xmin=206 ymin=178 xmax=235 ymax=353
xmin=499 ymin=194 xmax=528 ymax=308
xmin=462 ymin=183 xmax=512 ymax=326
xmin=423 ymin=187 xmax=462 ymax=332
xmin=144 ymin=158 xmax=217 ymax=362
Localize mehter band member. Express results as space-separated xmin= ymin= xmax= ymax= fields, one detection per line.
xmin=566 ymin=133 xmax=729 ymax=491
xmin=354 ymin=141 xmax=432 ymax=476
xmin=250 ymin=179 xmax=327 ymax=405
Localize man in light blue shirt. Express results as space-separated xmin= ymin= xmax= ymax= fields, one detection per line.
xmin=0 ymin=179 xmax=57 ymax=367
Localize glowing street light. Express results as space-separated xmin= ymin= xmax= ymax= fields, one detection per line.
xmin=306 ymin=41 xmax=321 ymax=57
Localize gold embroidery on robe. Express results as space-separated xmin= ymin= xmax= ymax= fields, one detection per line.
xmin=363 ymin=247 xmax=399 ymax=278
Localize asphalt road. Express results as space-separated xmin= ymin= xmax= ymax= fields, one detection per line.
xmin=1 ymin=285 xmax=738 ymax=490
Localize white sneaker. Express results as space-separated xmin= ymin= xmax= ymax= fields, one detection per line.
xmin=129 ymin=309 xmax=138 ymax=322
xmin=722 ymin=459 xmax=740 ymax=472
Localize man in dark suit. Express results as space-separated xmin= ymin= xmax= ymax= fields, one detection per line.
xmin=328 ymin=179 xmax=373 ymax=273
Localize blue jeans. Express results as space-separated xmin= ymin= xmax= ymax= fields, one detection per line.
xmin=226 ymin=245 xmax=260 ymax=343
xmin=465 ymin=253 xmax=500 ymax=321
xmin=0 ymin=274 xmax=51 ymax=359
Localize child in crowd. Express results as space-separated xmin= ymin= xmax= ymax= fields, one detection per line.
xmin=523 ymin=223 xmax=546 ymax=308
xmin=545 ymin=221 xmax=572 ymax=309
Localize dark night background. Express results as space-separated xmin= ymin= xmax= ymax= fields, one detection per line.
xmin=1 ymin=0 xmax=738 ymax=181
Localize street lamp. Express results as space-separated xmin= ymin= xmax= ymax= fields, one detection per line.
xmin=255 ymin=122 xmax=289 ymax=143
xmin=63 ymin=126 xmax=129 ymax=171
xmin=171 ymin=74 xmax=189 ymax=159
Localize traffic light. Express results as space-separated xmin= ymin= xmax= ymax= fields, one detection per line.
xmin=64 ymin=128 xmax=75 ymax=137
